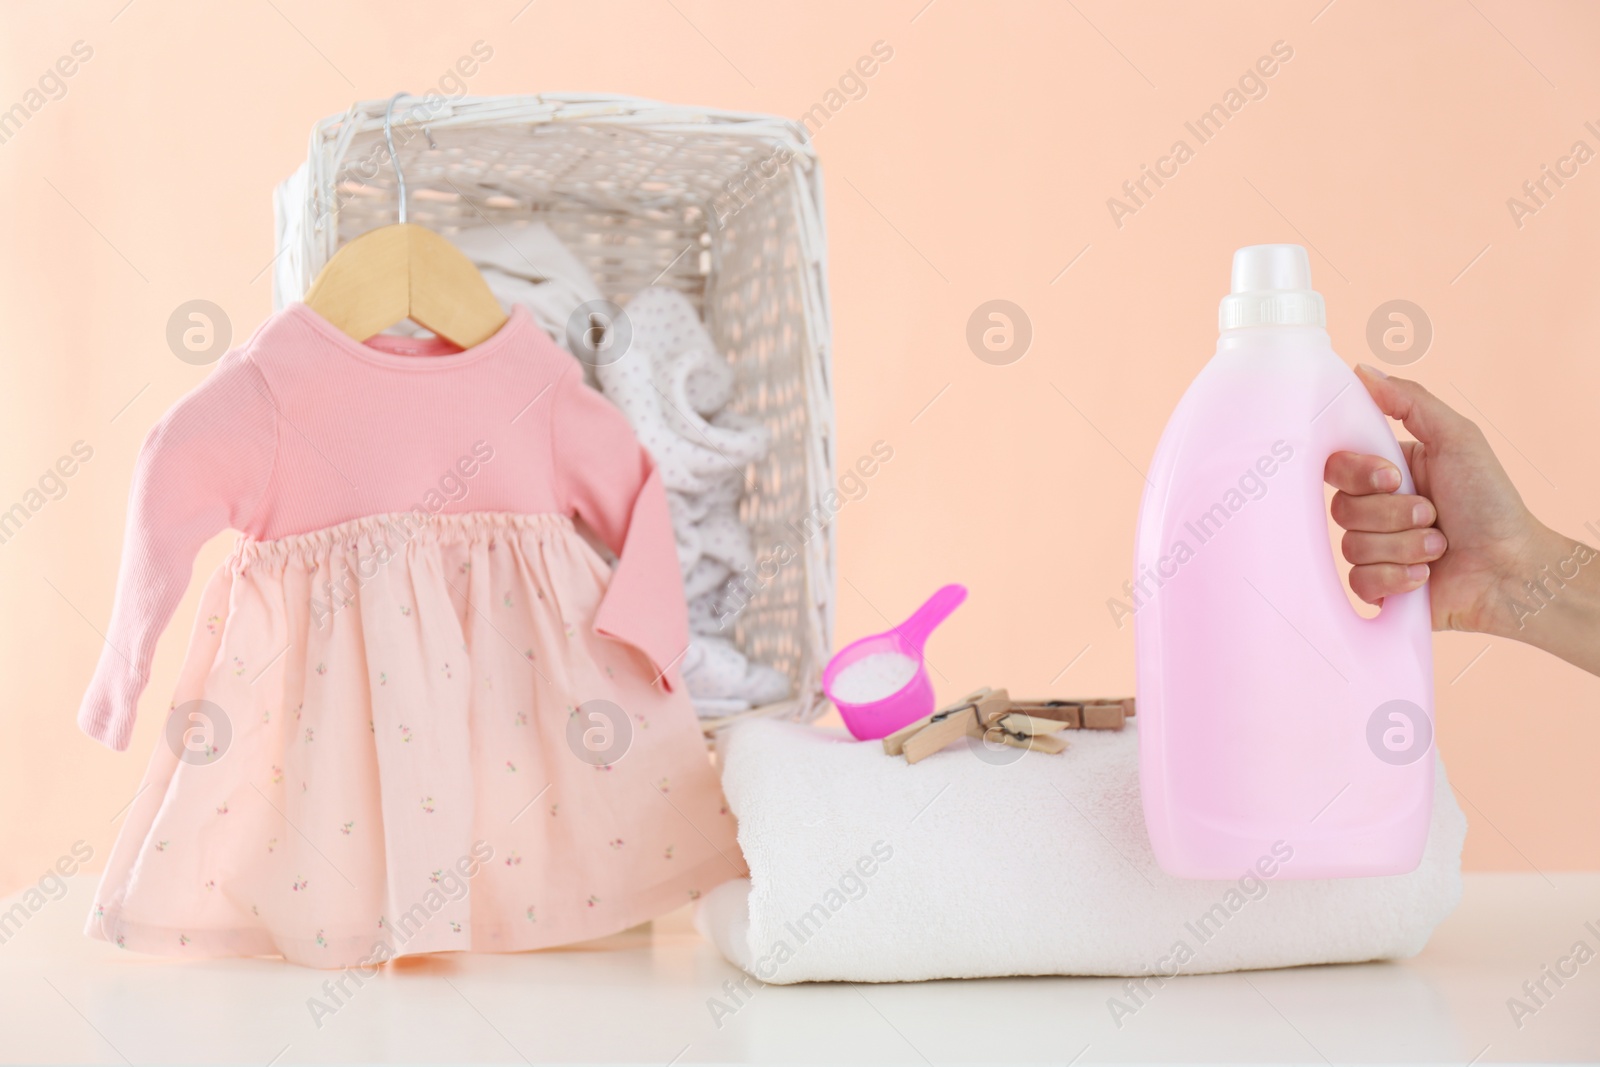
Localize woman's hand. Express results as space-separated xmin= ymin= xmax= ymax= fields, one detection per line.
xmin=1326 ymin=364 xmax=1537 ymax=633
xmin=1327 ymin=364 xmax=1600 ymax=675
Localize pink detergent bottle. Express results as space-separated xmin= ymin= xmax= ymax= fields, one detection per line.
xmin=1135 ymin=245 xmax=1434 ymax=880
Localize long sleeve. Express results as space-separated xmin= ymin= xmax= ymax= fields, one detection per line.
xmin=78 ymin=352 xmax=278 ymax=750
xmin=550 ymin=367 xmax=689 ymax=689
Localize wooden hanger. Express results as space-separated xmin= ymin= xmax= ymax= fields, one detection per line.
xmin=305 ymin=93 xmax=508 ymax=349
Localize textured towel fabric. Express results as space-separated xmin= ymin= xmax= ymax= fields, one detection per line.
xmin=697 ymin=719 xmax=1465 ymax=984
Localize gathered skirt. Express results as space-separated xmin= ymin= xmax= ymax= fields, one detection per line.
xmin=88 ymin=511 xmax=746 ymax=968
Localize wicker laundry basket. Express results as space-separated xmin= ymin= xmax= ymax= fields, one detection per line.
xmin=271 ymin=93 xmax=834 ymax=733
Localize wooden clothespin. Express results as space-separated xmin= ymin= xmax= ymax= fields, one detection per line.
xmin=884 ymin=688 xmax=1011 ymax=764
xmin=1006 ymin=697 xmax=1136 ymax=731
xmin=883 ymin=690 xmax=1136 ymax=764
xmin=987 ymin=712 xmax=1070 ymax=755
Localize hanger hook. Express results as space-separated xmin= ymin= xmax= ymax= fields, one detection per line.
xmin=384 ymin=92 xmax=410 ymax=225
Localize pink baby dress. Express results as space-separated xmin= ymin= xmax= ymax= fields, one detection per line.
xmin=78 ymin=302 xmax=747 ymax=968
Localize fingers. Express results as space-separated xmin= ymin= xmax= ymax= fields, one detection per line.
xmin=1326 ymin=449 xmax=1436 ymax=533
xmin=1325 ymin=451 xmax=1402 ymax=495
xmin=1331 ymin=489 xmax=1435 ymax=533
xmin=1341 ymin=527 xmax=1447 ymax=566
xmin=1335 ymin=366 xmax=1467 ymax=607
xmin=1348 ymin=563 xmax=1431 ymax=606
xmin=1354 ymin=364 xmax=1475 ymax=448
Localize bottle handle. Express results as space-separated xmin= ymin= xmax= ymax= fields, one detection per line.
xmin=897 ymin=584 xmax=968 ymax=654
xmin=1312 ymin=370 xmax=1432 ymax=633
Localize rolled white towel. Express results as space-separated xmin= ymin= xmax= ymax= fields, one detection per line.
xmin=700 ymin=718 xmax=1466 ymax=984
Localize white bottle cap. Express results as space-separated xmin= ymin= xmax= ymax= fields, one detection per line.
xmin=1219 ymin=244 xmax=1326 ymax=330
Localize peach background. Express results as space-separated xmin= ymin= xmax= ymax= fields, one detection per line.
xmin=2 ymin=0 xmax=1597 ymax=895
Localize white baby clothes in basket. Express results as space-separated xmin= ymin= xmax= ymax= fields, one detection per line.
xmin=605 ymin=287 xmax=790 ymax=715
xmin=682 ymin=636 xmax=792 ymax=713
xmin=445 ymin=223 xmax=792 ymax=716
xmin=595 ymin=290 xmax=770 ymax=498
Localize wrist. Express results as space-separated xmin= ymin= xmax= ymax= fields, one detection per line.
xmin=1488 ymin=523 xmax=1594 ymax=640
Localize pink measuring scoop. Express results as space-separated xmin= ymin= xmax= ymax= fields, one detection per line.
xmin=824 ymin=584 xmax=968 ymax=740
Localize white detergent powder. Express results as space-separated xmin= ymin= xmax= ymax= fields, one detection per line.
xmin=830 ymin=651 xmax=919 ymax=704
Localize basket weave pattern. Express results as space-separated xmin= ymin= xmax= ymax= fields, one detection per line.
xmin=273 ymin=94 xmax=834 ymax=731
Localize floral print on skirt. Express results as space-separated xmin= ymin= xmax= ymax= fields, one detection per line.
xmin=87 ymin=512 xmax=746 ymax=968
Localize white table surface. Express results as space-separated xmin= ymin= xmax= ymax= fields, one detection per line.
xmin=1 ymin=872 xmax=1595 ymax=1065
